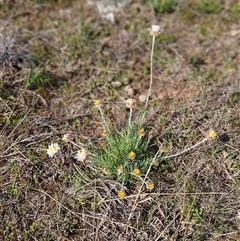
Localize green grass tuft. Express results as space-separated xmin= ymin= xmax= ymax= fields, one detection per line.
xmin=92 ymin=123 xmax=157 ymax=185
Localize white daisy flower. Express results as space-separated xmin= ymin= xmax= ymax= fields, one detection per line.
xmin=47 ymin=143 xmax=60 ymax=158
xmin=75 ymin=148 xmax=88 ymax=163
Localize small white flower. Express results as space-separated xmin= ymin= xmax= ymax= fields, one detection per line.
xmin=47 ymin=143 xmax=60 ymax=158
xmin=148 ymin=25 xmax=162 ymax=37
xmin=75 ymin=148 xmax=88 ymax=163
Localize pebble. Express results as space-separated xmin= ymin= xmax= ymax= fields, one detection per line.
xmin=138 ymin=94 xmax=147 ymax=103
xmin=124 ymin=85 xmax=134 ymax=96
xmin=111 ymin=80 xmax=122 ymax=88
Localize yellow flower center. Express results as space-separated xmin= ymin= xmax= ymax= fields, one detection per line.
xmin=102 ymin=129 xmax=108 ymax=136
xmin=147 ymin=182 xmax=154 ymax=190
xmin=95 ymin=99 xmax=101 ymax=107
xmin=129 ymin=151 xmax=136 ymax=160
xmin=118 ymin=190 xmax=126 ymax=198
xmin=138 ymin=128 xmax=145 ymax=136
xmin=133 ymin=168 xmax=141 ymax=176
xmin=209 ymin=129 xmax=217 ymax=139
xmin=49 ymin=146 xmax=56 ymax=153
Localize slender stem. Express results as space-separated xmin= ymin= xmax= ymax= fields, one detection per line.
xmin=162 ymin=138 xmax=208 ymax=160
xmin=141 ymin=35 xmax=155 ymax=125
xmin=128 ymin=108 xmax=132 ymax=126
xmin=98 ymin=106 xmax=110 ymax=132
xmin=145 ymin=35 xmax=155 ymax=109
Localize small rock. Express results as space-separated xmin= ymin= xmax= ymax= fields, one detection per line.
xmin=87 ymin=0 xmax=130 ymax=23
xmin=122 ymin=77 xmax=131 ymax=85
xmin=111 ymin=80 xmax=122 ymax=88
xmin=104 ymin=12 xmax=115 ymax=23
xmin=124 ymin=85 xmax=134 ymax=96
xmin=138 ymin=94 xmax=147 ymax=103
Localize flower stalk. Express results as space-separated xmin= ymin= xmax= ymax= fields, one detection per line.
xmin=142 ymin=25 xmax=162 ymax=123
xmin=126 ymin=99 xmax=136 ymax=127
xmin=95 ymin=100 xmax=110 ymax=132
xmin=145 ymin=35 xmax=156 ymax=109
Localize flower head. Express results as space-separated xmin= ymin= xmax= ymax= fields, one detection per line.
xmin=146 ymin=181 xmax=155 ymax=190
xmin=62 ymin=133 xmax=71 ymax=142
xmin=117 ymin=165 xmax=124 ymax=175
xmin=47 ymin=143 xmax=60 ymax=158
xmin=102 ymin=168 xmax=109 ymax=175
xmin=129 ymin=151 xmax=136 ymax=160
xmin=138 ymin=128 xmax=145 ymax=137
xmin=125 ymin=98 xmax=136 ymax=109
xmin=207 ymin=129 xmax=217 ymax=140
xmin=94 ymin=99 xmax=102 ymax=108
xmin=100 ymin=142 xmax=105 ymax=148
xmin=153 ymin=159 xmax=159 ymax=167
xmin=148 ymin=25 xmax=162 ymax=37
xmin=75 ymin=148 xmax=88 ymax=163
xmin=118 ymin=190 xmax=126 ymax=198
xmin=133 ymin=168 xmax=141 ymax=176
xmin=160 ymin=144 xmax=169 ymax=153
xmin=102 ymin=129 xmax=108 ymax=136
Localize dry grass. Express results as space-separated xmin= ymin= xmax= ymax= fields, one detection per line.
xmin=0 ymin=0 xmax=240 ymax=240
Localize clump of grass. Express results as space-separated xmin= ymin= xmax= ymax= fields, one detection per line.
xmin=142 ymin=0 xmax=179 ymax=13
xmin=86 ymin=26 xmax=216 ymax=194
xmin=231 ymin=2 xmax=240 ymax=15
xmin=87 ymin=25 xmax=164 ymax=188
xmin=93 ymin=122 xmax=156 ymax=185
xmin=25 ymin=65 xmax=44 ymax=89
xmin=45 ymin=25 xmax=217 ymax=199
xmin=195 ymin=0 xmax=223 ymax=14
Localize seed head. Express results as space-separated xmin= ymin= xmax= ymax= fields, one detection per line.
xmin=125 ymin=98 xmax=136 ymax=109
xmin=148 ymin=25 xmax=162 ymax=37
